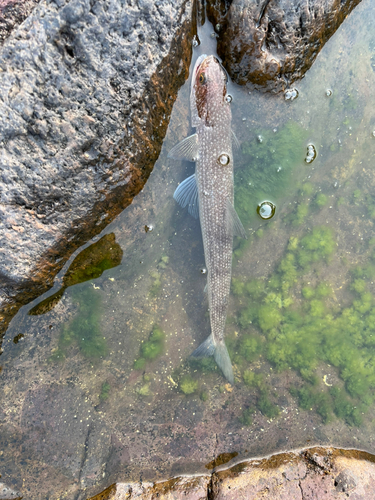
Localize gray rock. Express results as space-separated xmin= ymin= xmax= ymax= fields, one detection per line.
xmin=0 ymin=482 xmax=22 ymax=500
xmin=334 ymin=470 xmax=357 ymax=493
xmin=206 ymin=0 xmax=363 ymax=92
xmin=0 ymin=0 xmax=193 ymax=338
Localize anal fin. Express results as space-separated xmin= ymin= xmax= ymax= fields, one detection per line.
xmin=232 ymin=129 xmax=240 ymax=151
xmin=226 ymin=200 xmax=247 ymax=238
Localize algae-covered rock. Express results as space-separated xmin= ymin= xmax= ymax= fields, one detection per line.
xmin=29 ymin=232 xmax=122 ymax=315
xmin=88 ymin=447 xmax=375 ymax=500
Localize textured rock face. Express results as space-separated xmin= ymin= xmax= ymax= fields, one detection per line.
xmin=206 ymin=0 xmax=363 ymax=92
xmin=0 ymin=0 xmax=40 ymax=43
xmin=88 ymin=448 xmax=375 ymax=500
xmin=0 ymin=0 xmax=193 ymax=337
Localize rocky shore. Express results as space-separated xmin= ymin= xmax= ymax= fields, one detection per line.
xmin=88 ymin=447 xmax=375 ymax=500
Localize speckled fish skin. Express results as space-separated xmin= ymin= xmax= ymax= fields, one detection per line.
xmin=194 ymin=58 xmax=233 ymax=349
xmin=169 ymin=55 xmax=244 ymax=384
xmin=170 ymin=55 xmax=245 ymax=383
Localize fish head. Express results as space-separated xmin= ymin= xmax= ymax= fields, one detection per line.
xmin=190 ymin=55 xmax=229 ymax=127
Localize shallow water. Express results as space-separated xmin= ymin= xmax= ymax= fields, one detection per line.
xmin=1 ymin=0 xmax=375 ymax=497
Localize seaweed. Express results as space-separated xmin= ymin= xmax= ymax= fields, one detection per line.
xmin=99 ymin=381 xmax=111 ymax=402
xmin=179 ymin=375 xmax=198 ymax=395
xmin=239 ymin=407 xmax=254 ymax=426
xmin=257 ymin=390 xmax=280 ymax=419
xmin=51 ymin=285 xmax=107 ymax=361
xmin=30 ymin=233 xmax=122 ymax=316
xmin=200 ymin=391 xmax=209 ymax=401
xmin=134 ymin=325 xmax=165 ymax=369
xmin=149 ymin=270 xmax=162 ymax=298
xmin=314 ymin=193 xmax=328 ymax=208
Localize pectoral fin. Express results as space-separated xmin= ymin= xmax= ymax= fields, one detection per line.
xmin=174 ymin=173 xmax=199 ymax=219
xmin=226 ymin=200 xmax=247 ymax=238
xmin=168 ymin=134 xmax=199 ymax=161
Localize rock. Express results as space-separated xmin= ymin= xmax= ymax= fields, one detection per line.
xmin=206 ymin=0 xmax=363 ymax=92
xmin=88 ymin=447 xmax=375 ymax=499
xmin=89 ymin=476 xmax=211 ymax=500
xmin=0 ymin=482 xmax=22 ymax=500
xmin=0 ymin=0 xmax=193 ymax=342
xmin=0 ymin=0 xmax=40 ymax=44
xmin=334 ymin=470 xmax=357 ymax=493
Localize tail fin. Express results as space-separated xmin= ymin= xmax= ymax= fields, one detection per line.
xmin=191 ymin=335 xmax=234 ymax=384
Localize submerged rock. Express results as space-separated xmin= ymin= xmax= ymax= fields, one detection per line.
xmin=28 ymin=232 xmax=122 ymax=315
xmin=206 ymin=0 xmax=363 ymax=92
xmin=0 ymin=0 xmax=193 ymax=341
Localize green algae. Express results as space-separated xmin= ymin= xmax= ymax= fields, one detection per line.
xmin=290 ymin=387 xmax=332 ymax=424
xmin=137 ymin=383 xmax=152 ymax=396
xmin=133 ymin=325 xmax=165 ymax=369
xmin=99 ymin=381 xmax=111 ymax=402
xmin=239 ymin=407 xmax=254 ymax=426
xmin=179 ymin=374 xmax=198 ymax=395
xmin=314 ymin=193 xmax=328 ymax=208
xmin=231 ymin=221 xmax=375 ymax=425
xmin=235 ymin=121 xmax=308 ymax=224
xmin=291 ymin=202 xmax=310 ymax=226
xmin=29 ymin=233 xmax=122 ymax=316
xmin=257 ymin=390 xmax=280 ymax=419
xmin=50 ymin=285 xmax=107 ymax=361
xmin=189 ymin=356 xmax=218 ymax=373
xmin=200 ymin=390 xmax=209 ymax=401
xmin=149 ymin=270 xmax=162 ymax=298
xmin=290 ymin=385 xmax=364 ymax=426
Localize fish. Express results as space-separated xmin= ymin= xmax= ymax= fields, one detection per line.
xmin=168 ymin=54 xmax=246 ymax=384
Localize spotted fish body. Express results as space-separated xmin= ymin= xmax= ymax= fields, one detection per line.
xmin=168 ymin=55 xmax=246 ymax=384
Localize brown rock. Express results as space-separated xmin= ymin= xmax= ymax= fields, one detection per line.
xmin=206 ymin=0 xmax=363 ymax=92
xmin=89 ymin=447 xmax=375 ymax=499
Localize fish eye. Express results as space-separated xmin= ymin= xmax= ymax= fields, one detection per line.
xmin=199 ymin=73 xmax=206 ymax=84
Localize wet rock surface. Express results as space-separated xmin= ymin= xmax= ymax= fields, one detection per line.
xmin=88 ymin=448 xmax=375 ymax=499
xmin=0 ymin=0 xmax=193 ymax=341
xmin=206 ymin=0 xmax=363 ymax=92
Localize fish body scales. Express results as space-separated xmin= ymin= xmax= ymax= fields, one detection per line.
xmin=170 ymin=54 xmax=245 ymax=384
xmin=196 ymin=118 xmax=233 ymax=346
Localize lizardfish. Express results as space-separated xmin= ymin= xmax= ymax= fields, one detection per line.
xmin=168 ymin=54 xmax=246 ymax=384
